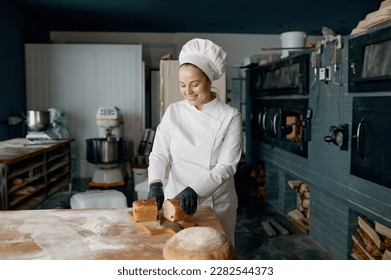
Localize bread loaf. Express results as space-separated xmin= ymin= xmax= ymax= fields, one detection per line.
xmin=14 ymin=186 xmax=36 ymax=195
xmin=163 ymin=199 xmax=193 ymax=222
xmin=132 ymin=198 xmax=158 ymax=222
xmin=163 ymin=227 xmax=236 ymax=260
xmin=12 ymin=178 xmax=24 ymax=186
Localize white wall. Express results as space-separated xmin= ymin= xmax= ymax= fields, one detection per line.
xmin=50 ymin=32 xmax=322 ymax=93
xmin=25 ymin=44 xmax=143 ymax=178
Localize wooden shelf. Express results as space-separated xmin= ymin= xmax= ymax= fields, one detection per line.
xmin=47 ymin=150 xmax=69 ymax=163
xmin=48 ymin=168 xmax=70 ymax=184
xmin=7 ymin=161 xmax=44 ymax=180
xmin=48 ymin=177 xmax=71 ymax=197
xmin=8 ymin=173 xmax=45 ymax=193
xmin=9 ymin=183 xmax=46 ymax=208
xmin=0 ymin=138 xmax=74 ymax=210
xmin=47 ymin=158 xmax=70 ymax=173
xmin=11 ymin=194 xmax=47 ymax=210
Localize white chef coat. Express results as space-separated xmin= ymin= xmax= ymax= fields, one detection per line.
xmin=148 ymin=95 xmax=243 ymax=244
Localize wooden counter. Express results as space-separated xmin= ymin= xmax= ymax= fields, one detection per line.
xmin=0 ymin=205 xmax=224 ymax=260
xmin=0 ymin=138 xmax=74 ymax=165
xmin=0 ymin=138 xmax=74 ymax=210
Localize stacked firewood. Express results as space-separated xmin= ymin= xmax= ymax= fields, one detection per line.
xmin=249 ymin=162 xmax=265 ymax=199
xmin=352 ymin=216 xmax=391 ymax=260
xmin=287 ymin=180 xmax=310 ymax=234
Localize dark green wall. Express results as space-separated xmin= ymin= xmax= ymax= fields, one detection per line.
xmin=0 ymin=1 xmax=50 ymax=140
xmin=0 ymin=1 xmax=26 ymax=139
xmin=246 ymin=35 xmax=391 ymax=259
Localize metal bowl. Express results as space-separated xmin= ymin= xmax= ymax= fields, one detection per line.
xmin=86 ymin=137 xmax=128 ymax=163
xmin=25 ymin=110 xmax=51 ymax=132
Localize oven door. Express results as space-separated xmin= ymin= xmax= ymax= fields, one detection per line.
xmin=349 ymin=25 xmax=391 ymax=92
xmin=351 ymin=96 xmax=391 ymax=188
xmin=249 ymin=53 xmax=310 ymax=97
xmin=251 ymin=98 xmax=309 ymax=157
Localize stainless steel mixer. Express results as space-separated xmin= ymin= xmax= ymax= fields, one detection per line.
xmin=86 ymin=106 xmax=128 ymax=187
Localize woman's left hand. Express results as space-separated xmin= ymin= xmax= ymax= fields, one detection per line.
xmin=175 ymin=186 xmax=198 ymax=214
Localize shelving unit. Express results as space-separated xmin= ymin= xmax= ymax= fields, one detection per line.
xmin=230 ymin=77 xmax=246 ymax=118
xmin=0 ymin=138 xmax=73 ymax=210
xmin=231 ymin=77 xmax=247 ymax=155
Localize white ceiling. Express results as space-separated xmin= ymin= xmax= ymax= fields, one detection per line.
xmin=9 ymin=0 xmax=383 ymax=35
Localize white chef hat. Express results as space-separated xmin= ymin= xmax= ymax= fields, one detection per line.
xmin=179 ymin=38 xmax=227 ymax=81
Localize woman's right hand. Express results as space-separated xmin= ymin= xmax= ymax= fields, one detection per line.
xmin=147 ymin=181 xmax=164 ymax=209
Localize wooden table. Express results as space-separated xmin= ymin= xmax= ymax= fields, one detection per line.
xmin=0 ymin=206 xmax=224 ymax=260
xmin=0 ymin=138 xmax=73 ymax=165
xmin=0 ymin=138 xmax=74 ymax=210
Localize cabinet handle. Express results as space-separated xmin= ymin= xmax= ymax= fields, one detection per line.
xmin=357 ymin=118 xmax=365 ymax=159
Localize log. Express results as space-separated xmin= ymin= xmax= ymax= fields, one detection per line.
xmin=262 ymin=220 xmax=277 ymax=237
xmin=288 ymin=209 xmax=305 ymax=221
xmin=357 ymin=228 xmax=379 ymax=254
xmin=351 ymin=252 xmax=360 ymax=260
xmin=358 ymin=216 xmax=384 ymax=250
xmin=257 ymin=186 xmax=265 ymax=198
xmin=352 ymin=240 xmax=369 ymax=260
xmin=303 ymin=191 xmax=310 ymax=199
xmin=297 ymin=195 xmax=302 ymax=209
xmin=304 ymin=209 xmax=310 ymax=220
xmin=375 ymin=221 xmax=391 ymax=239
xmin=291 ymin=219 xmax=309 ymax=234
xmin=268 ymin=218 xmax=290 ymax=236
xmin=383 ymin=250 xmax=391 ymax=260
xmin=302 ymin=198 xmax=310 ymax=209
xmin=299 ymin=183 xmax=310 ymax=193
xmin=352 ymin=232 xmax=375 ymax=260
xmin=383 ymin=237 xmax=391 ymax=251
xmin=288 ymin=180 xmax=302 ymax=191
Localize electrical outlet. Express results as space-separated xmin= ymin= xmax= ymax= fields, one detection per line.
xmin=319 ymin=66 xmax=331 ymax=81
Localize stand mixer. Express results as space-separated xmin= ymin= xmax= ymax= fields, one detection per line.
xmin=86 ymin=106 xmax=128 ymax=187
xmin=48 ymin=108 xmax=70 ymax=139
xmin=26 ymin=108 xmax=70 ymax=142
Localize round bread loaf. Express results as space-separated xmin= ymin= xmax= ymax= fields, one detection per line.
xmin=163 ymin=227 xmax=235 ymax=260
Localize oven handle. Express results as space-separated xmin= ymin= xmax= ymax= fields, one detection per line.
xmin=257 ymin=111 xmax=262 ymax=128
xmin=273 ymin=110 xmax=281 ymax=136
xmin=257 ymin=110 xmax=268 ymax=131
xmin=262 ymin=111 xmax=267 ymax=131
xmin=357 ymin=118 xmax=365 ymax=159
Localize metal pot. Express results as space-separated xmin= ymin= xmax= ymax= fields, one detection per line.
xmin=86 ymin=137 xmax=128 ymax=163
xmin=25 ymin=110 xmax=51 ymax=131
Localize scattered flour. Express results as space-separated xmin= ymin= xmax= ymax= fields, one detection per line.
xmin=1 ymin=209 xmax=133 ymax=259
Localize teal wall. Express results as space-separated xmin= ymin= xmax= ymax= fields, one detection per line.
xmin=0 ymin=1 xmax=26 ymax=139
xmin=246 ymin=35 xmax=391 ymax=259
xmin=0 ymin=1 xmax=49 ymax=140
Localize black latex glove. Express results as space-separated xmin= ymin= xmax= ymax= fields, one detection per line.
xmin=147 ymin=182 xmax=164 ymax=210
xmin=175 ymin=186 xmax=198 ymax=215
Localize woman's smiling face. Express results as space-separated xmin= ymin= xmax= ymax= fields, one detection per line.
xmin=179 ymin=64 xmax=213 ymax=110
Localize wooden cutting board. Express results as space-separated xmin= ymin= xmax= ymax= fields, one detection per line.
xmin=128 ymin=211 xmax=195 ymax=235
